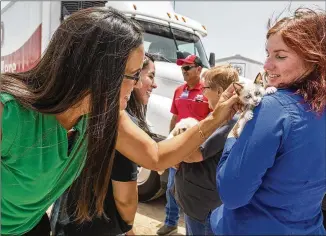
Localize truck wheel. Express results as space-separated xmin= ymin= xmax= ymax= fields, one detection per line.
xmin=137 ymin=167 xmax=165 ymax=202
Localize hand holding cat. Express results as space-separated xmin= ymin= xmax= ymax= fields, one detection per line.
xmin=211 ymin=84 xmax=242 ymax=126
xmin=227 ymin=73 xmax=278 ymax=139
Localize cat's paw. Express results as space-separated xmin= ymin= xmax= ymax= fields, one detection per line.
xmin=266 ymin=86 xmax=277 ymax=95
xmin=244 ymin=110 xmax=254 ymax=120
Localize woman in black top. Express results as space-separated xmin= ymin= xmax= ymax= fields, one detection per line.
xmin=51 ymin=53 xmax=158 ymax=236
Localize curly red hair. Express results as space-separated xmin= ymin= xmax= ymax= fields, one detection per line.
xmin=267 ymin=8 xmax=326 ymax=114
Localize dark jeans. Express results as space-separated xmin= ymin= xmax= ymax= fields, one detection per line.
xmin=323 ymin=210 xmax=326 ymax=229
xmin=184 ymin=213 xmax=213 ymax=236
xmin=24 ymin=214 xmax=51 ymax=236
xmin=164 ymin=168 xmax=180 ymax=227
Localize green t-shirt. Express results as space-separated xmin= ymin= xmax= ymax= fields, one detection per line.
xmin=1 ymin=93 xmax=88 ymax=235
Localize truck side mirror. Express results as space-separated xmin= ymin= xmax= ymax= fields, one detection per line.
xmin=209 ymin=52 xmax=215 ymax=67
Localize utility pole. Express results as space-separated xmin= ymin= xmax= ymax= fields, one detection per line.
xmin=173 ymin=0 xmax=176 ymax=10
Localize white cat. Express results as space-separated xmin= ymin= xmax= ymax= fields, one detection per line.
xmin=231 ymin=73 xmax=277 ymax=138
xmin=157 ymin=117 xmax=199 ymax=174
xmin=167 ymin=117 xmax=199 ymax=139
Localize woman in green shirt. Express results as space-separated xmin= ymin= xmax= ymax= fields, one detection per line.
xmin=0 ymin=7 xmax=240 ymax=236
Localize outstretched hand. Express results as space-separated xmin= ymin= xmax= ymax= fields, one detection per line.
xmin=212 ymin=84 xmax=242 ymax=126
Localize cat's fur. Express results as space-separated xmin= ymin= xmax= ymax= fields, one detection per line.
xmin=157 ymin=117 xmax=199 ymax=175
xmin=231 ymin=73 xmax=277 ymax=138
xmin=167 ymin=117 xmax=199 ymax=139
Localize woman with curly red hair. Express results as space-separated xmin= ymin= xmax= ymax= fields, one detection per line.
xmin=210 ymin=8 xmax=326 ymax=235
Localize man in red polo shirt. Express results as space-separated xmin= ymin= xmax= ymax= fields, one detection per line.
xmin=157 ymin=55 xmax=210 ymax=235
xmin=170 ymin=55 xmax=210 ymax=127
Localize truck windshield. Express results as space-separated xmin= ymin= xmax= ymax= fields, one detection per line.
xmin=138 ymin=20 xmax=210 ymax=68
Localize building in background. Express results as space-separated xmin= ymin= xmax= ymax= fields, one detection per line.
xmin=215 ymin=54 xmax=264 ymax=79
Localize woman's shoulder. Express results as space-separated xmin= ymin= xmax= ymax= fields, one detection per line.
xmin=261 ymin=88 xmax=302 ymax=110
xmin=1 ymin=92 xmax=25 ymax=116
xmin=258 ymin=89 xmax=310 ymax=130
xmin=0 ymin=92 xmax=62 ymax=155
xmin=0 ymin=92 xmax=31 ymax=108
xmin=0 ymin=92 xmax=16 ymax=104
xmin=253 ymin=90 xmax=293 ymax=121
xmin=1 ymin=93 xmax=28 ymax=155
xmin=266 ymin=88 xmax=301 ymax=103
xmin=0 ymin=92 xmax=36 ymax=119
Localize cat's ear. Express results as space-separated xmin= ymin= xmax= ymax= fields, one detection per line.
xmin=233 ymin=82 xmax=244 ymax=95
xmin=254 ymin=73 xmax=264 ymax=85
xmin=262 ymin=72 xmax=269 ymax=88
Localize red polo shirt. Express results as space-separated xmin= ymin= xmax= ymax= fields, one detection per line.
xmin=170 ymin=82 xmax=210 ymax=122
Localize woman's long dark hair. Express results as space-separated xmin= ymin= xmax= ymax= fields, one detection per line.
xmin=1 ymin=7 xmax=143 ymax=221
xmin=126 ymin=53 xmax=155 ymax=135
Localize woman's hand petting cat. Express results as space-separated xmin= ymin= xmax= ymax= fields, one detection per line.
xmin=212 ymin=84 xmax=242 ymax=126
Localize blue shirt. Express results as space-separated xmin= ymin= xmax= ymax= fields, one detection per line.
xmin=211 ymin=89 xmax=326 ymax=235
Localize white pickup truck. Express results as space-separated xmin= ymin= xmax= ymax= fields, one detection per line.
xmin=1 ymin=1 xmax=216 ymax=201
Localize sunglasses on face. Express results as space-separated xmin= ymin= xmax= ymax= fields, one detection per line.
xmin=181 ymin=65 xmax=197 ymax=72
xmin=124 ymin=70 xmax=141 ymax=85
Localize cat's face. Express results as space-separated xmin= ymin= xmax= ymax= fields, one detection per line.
xmin=234 ymin=74 xmax=265 ymax=106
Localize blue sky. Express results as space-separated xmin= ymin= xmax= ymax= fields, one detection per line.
xmin=174 ymin=1 xmax=325 ymax=63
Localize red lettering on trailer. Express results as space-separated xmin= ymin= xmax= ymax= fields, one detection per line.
xmin=1 ymin=24 xmax=42 ymax=73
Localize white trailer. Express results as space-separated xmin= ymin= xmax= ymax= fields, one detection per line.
xmin=1 ymin=1 xmax=215 ymax=201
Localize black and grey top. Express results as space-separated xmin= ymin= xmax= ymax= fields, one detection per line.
xmin=174 ymin=116 xmax=238 ymax=223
